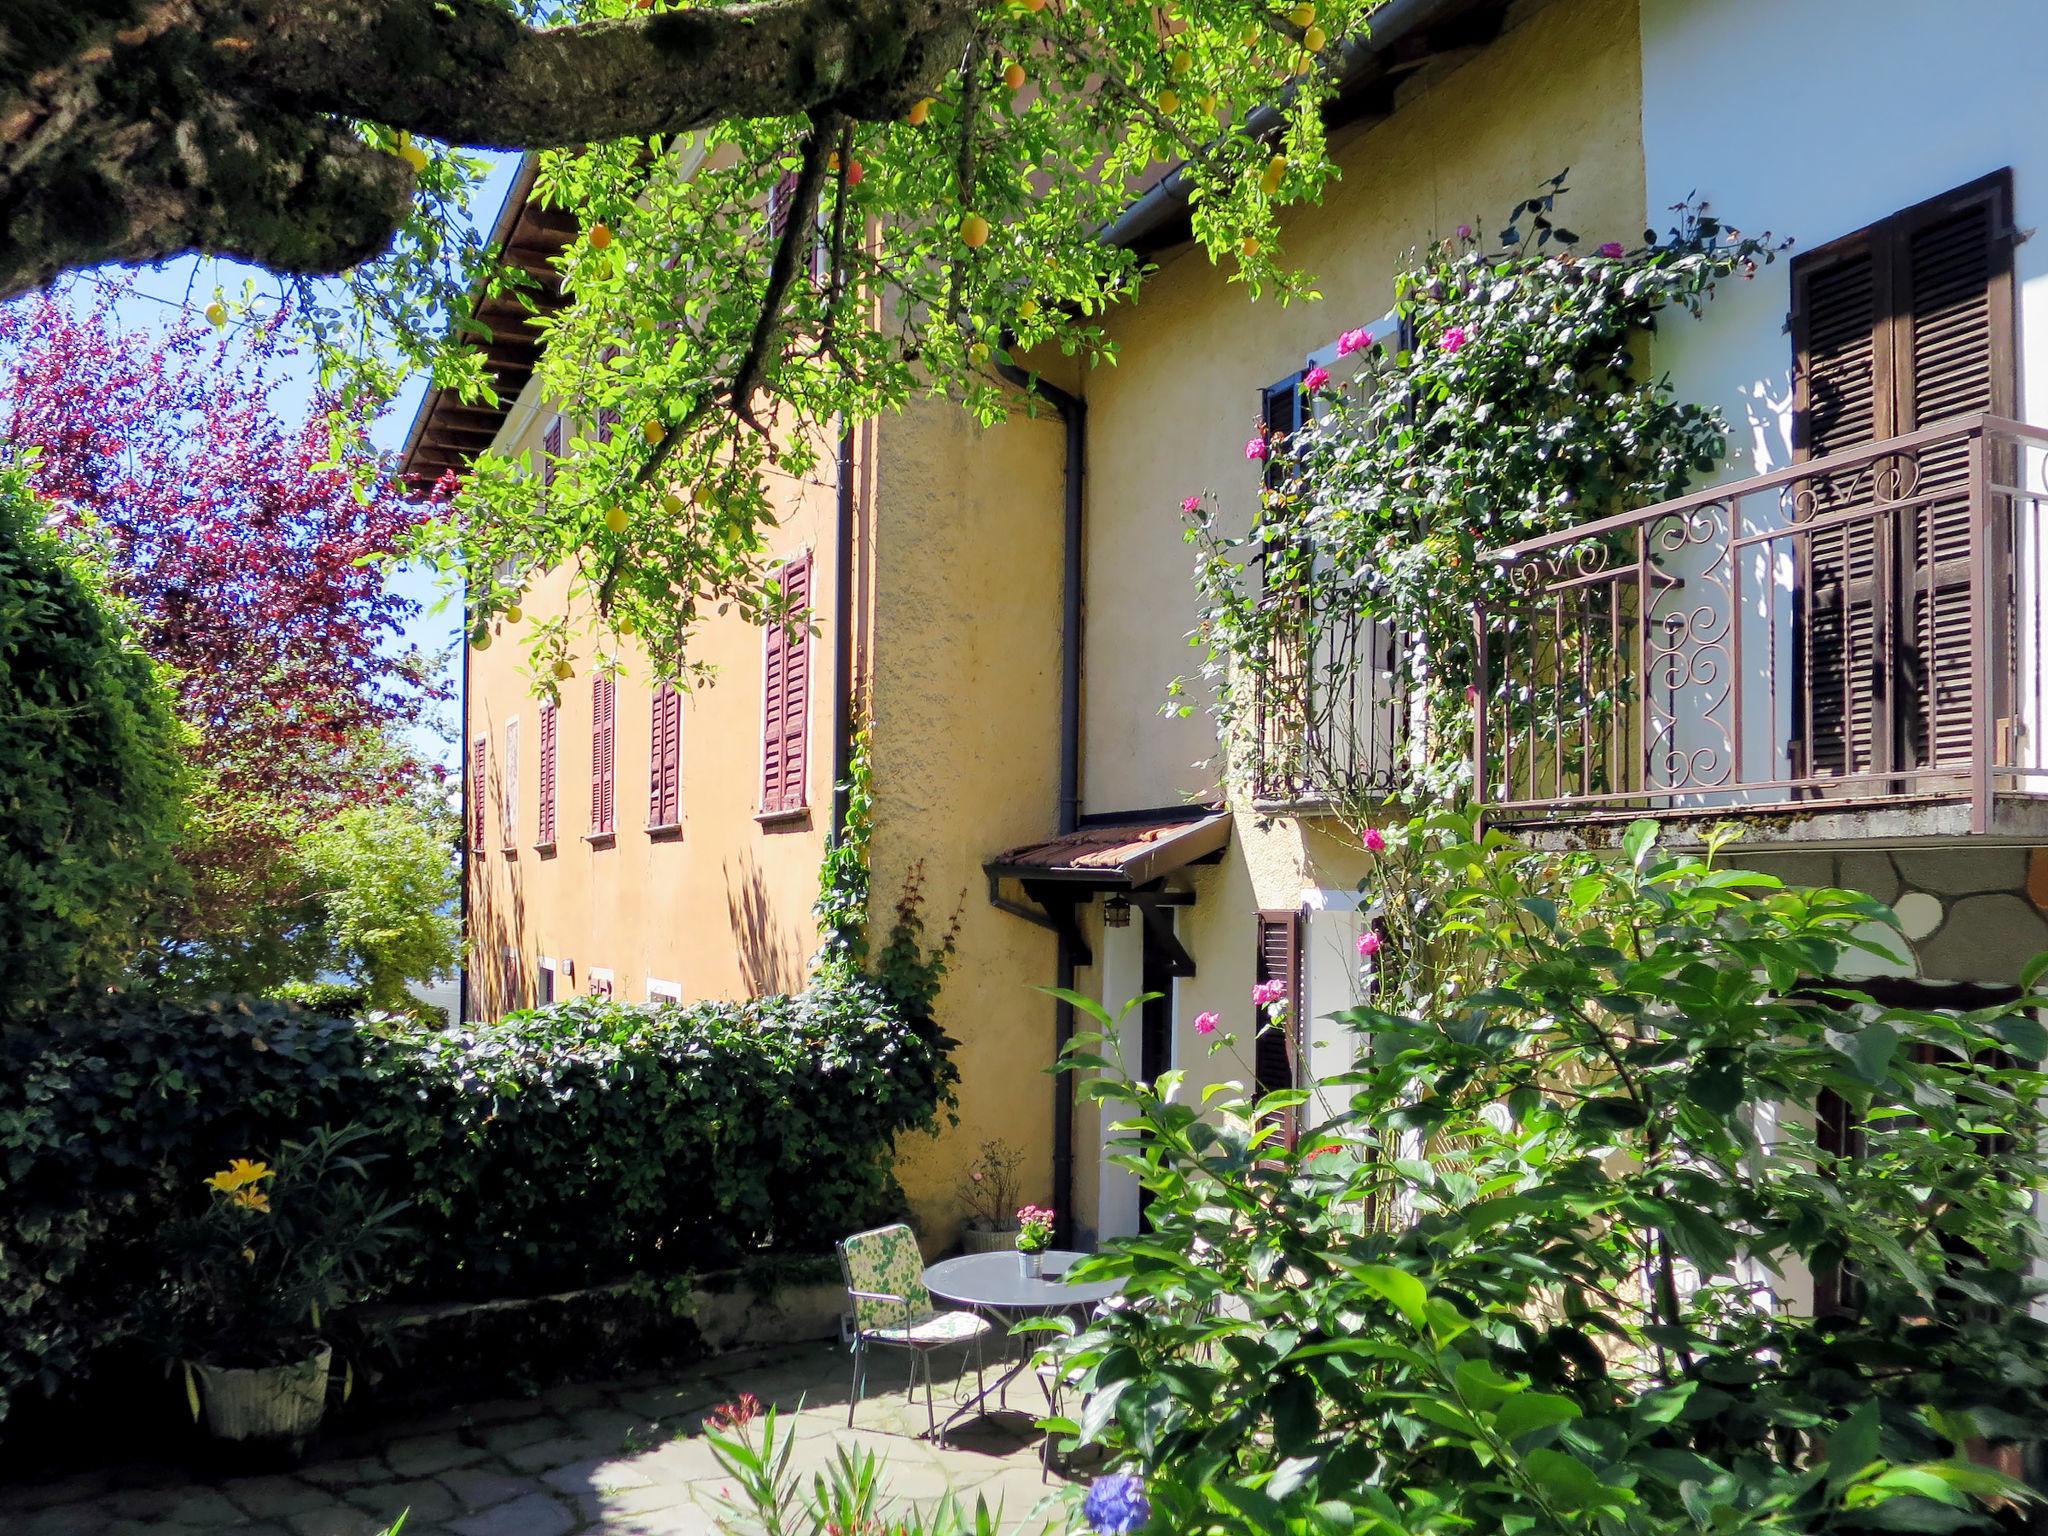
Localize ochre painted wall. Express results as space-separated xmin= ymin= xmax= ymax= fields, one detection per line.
xmin=465 ymin=380 xmax=842 ymax=1015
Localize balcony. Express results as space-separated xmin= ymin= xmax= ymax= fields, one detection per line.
xmin=1473 ymin=414 xmax=2048 ymax=840
xmin=1247 ymin=598 xmax=1409 ymax=808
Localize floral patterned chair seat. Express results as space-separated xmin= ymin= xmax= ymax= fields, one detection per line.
xmin=836 ymin=1223 xmax=991 ymax=1437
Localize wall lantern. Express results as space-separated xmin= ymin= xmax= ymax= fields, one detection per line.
xmin=1102 ymin=895 xmax=1132 ymax=928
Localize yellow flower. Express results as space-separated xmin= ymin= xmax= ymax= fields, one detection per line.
xmin=206 ymin=1158 xmax=273 ymax=1194
xmin=228 ymin=1188 xmax=271 ymax=1213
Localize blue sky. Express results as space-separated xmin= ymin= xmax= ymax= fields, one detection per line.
xmin=74 ymin=153 xmax=524 ymax=769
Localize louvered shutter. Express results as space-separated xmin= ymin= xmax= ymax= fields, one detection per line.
xmin=761 ymin=555 xmax=812 ymax=813
xmin=1792 ymin=171 xmax=2014 ymax=780
xmin=595 ymin=346 xmax=622 ymax=442
xmin=537 ymin=701 xmax=558 ymax=845
xmin=649 ymin=683 xmax=681 ymax=826
xmin=1254 ymin=909 xmax=1303 ymax=1149
xmin=469 ymin=737 xmax=487 ymax=854
xmin=590 ymin=676 xmax=616 ymax=834
xmin=501 ymin=718 xmax=519 ymax=846
xmin=540 ymin=414 xmax=563 ymax=494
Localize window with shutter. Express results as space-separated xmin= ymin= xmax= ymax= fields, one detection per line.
xmin=648 ymin=683 xmax=682 ymax=828
xmin=760 ymin=554 xmax=812 ymax=815
xmin=1254 ymin=909 xmax=1303 ymax=1149
xmin=537 ymin=701 xmax=558 ymax=846
xmin=1792 ymin=170 xmax=2014 ymax=782
xmin=469 ymin=736 xmax=487 ymax=855
xmin=594 ymin=346 xmax=622 ymax=442
xmin=500 ymin=718 xmax=519 ymax=847
xmin=540 ymin=415 xmax=563 ymax=492
xmin=590 ymin=675 xmax=616 ymax=836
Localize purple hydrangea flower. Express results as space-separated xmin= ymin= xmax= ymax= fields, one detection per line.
xmin=1084 ymin=1473 xmax=1152 ymax=1535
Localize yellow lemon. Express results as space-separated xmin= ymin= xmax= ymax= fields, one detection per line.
xmin=1302 ymin=23 xmax=1326 ymax=50
xmin=662 ymin=492 xmax=686 ymax=516
xmin=589 ymin=223 xmax=613 ymax=250
xmin=1288 ymin=2 xmax=1316 ymax=26
xmin=505 ymin=603 xmax=524 ymax=625
xmin=1241 ymin=236 xmax=1262 ymax=258
xmin=1004 ymin=61 xmax=1026 ymax=89
xmin=1263 ymin=153 xmax=1288 ymax=189
xmin=641 ymin=419 xmax=665 ymax=446
xmin=1171 ymin=48 xmax=1193 ymax=75
xmin=204 ymin=302 xmax=227 ymax=328
xmin=1201 ymin=93 xmax=1220 ymax=118
xmin=968 ymin=341 xmax=991 ymax=365
xmin=908 ymin=97 xmax=933 ymax=125
xmin=471 ymin=624 xmax=492 ymax=652
xmin=1156 ymin=88 xmax=1180 ymax=114
xmin=960 ymin=212 xmax=990 ymax=248
xmin=604 ymin=506 xmax=629 ymax=534
xmin=1017 ymin=296 xmax=1040 ymax=319
xmin=553 ymin=659 xmax=575 ymax=681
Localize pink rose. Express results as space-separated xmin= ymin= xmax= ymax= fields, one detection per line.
xmin=1440 ymin=325 xmax=1468 ymax=353
xmin=1194 ymin=1010 xmax=1220 ymax=1035
xmin=1245 ymin=435 xmax=1270 ymax=462
xmin=1357 ymin=930 xmax=1383 ymax=958
xmin=1251 ymin=980 xmax=1288 ymax=1006
xmin=1456 ymin=223 xmax=1473 ymax=241
xmin=1597 ymin=241 xmax=1626 ymax=258
xmin=1301 ymin=364 xmax=1331 ymax=392
xmin=1181 ymin=494 xmax=1203 ymax=515
xmin=1335 ymin=327 xmax=1374 ymax=358
xmin=1363 ymin=827 xmax=1386 ymax=852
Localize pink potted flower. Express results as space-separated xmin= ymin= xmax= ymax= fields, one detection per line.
xmin=1015 ymin=1204 xmax=1057 ymax=1277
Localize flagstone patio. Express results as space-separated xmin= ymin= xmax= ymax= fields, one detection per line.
xmin=0 ymin=1341 xmax=1077 ymax=1536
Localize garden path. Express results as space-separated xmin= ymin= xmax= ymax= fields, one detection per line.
xmin=0 ymin=1341 xmax=1071 ymax=1536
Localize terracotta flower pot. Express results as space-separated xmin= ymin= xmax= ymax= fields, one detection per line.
xmin=189 ymin=1344 xmax=332 ymax=1449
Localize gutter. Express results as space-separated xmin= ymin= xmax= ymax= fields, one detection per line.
xmin=830 ymin=420 xmax=858 ymax=837
xmin=996 ymin=357 xmax=1086 ymax=1247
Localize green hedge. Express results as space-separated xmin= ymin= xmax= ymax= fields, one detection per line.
xmin=0 ymin=982 xmax=957 ymax=1427
xmin=0 ymin=467 xmax=185 ymax=1015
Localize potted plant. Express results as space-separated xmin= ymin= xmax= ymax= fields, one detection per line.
xmin=1014 ymin=1204 xmax=1055 ymax=1278
xmin=956 ymin=1139 xmax=1026 ymax=1254
xmin=151 ymin=1124 xmax=409 ymax=1454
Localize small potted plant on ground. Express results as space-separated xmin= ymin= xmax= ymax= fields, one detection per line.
xmin=1014 ymin=1204 xmax=1055 ymax=1278
xmin=151 ymin=1124 xmax=409 ymax=1454
xmin=956 ymin=1138 xmax=1026 ymax=1254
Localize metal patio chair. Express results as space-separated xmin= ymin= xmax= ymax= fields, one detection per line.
xmin=836 ymin=1223 xmax=992 ymax=1438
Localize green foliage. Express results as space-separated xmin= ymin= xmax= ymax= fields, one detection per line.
xmin=1185 ymin=187 xmax=1787 ymax=801
xmin=0 ymin=462 xmax=185 ymax=1013
xmin=149 ymin=1125 xmax=412 ymax=1369
xmin=267 ymin=979 xmax=373 ymax=1015
xmin=1048 ymin=814 xmax=2048 ymax=1536
xmin=297 ymin=802 xmax=459 ymax=1017
xmin=384 ymin=981 xmax=958 ymax=1297
xmin=813 ymin=727 xmax=877 ymax=980
xmin=0 ymin=995 xmax=377 ymax=1425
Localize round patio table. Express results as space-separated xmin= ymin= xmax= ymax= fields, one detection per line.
xmin=922 ymin=1249 xmax=1122 ymax=1440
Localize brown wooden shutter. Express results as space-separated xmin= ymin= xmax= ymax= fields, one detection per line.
xmin=761 ymin=554 xmax=812 ymax=813
xmin=649 ymin=683 xmax=681 ymax=827
xmin=537 ymin=701 xmax=558 ymax=845
xmin=1254 ymin=908 xmax=1303 ymax=1148
xmin=1791 ymin=170 xmax=2014 ymax=780
xmin=540 ymin=414 xmax=563 ymax=493
xmin=595 ymin=347 xmax=622 ymax=442
xmin=470 ymin=736 xmax=487 ymax=854
xmin=590 ymin=676 xmax=616 ymax=834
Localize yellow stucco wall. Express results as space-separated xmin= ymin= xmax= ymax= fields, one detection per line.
xmin=465 ymin=378 xmax=841 ymax=1014
xmin=865 ymin=394 xmax=1069 ymax=1245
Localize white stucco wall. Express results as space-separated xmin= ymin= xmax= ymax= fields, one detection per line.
xmin=1638 ymin=0 xmax=2048 ymax=798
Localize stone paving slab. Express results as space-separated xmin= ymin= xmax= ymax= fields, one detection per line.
xmin=0 ymin=1342 xmax=1080 ymax=1535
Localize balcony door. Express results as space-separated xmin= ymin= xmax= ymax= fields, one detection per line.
xmin=1790 ymin=172 xmax=2015 ymax=788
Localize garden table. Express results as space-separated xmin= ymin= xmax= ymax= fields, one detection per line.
xmin=921 ymin=1249 xmax=1122 ymax=1441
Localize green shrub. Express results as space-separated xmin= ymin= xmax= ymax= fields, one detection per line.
xmin=0 ymin=465 xmax=185 ymax=1013
xmin=1052 ymin=815 xmax=2048 ymax=1536
xmin=266 ymin=979 xmax=373 ymax=1015
xmin=0 ymin=994 xmax=375 ymax=1423
xmin=384 ymin=980 xmax=959 ymax=1296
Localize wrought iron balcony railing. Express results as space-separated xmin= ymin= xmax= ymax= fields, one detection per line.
xmin=1247 ymin=598 xmax=1409 ymax=807
xmin=1472 ymin=414 xmax=2048 ymax=833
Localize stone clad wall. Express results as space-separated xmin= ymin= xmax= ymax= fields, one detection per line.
xmin=1730 ymin=847 xmax=2048 ymax=987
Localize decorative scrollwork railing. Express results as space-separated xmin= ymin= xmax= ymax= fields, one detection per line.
xmin=1473 ymin=413 xmax=2048 ymax=833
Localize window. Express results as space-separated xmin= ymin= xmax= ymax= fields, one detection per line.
xmin=538 ymin=957 xmax=558 ymax=1005
xmin=1790 ymin=170 xmax=2015 ymax=781
xmin=500 ymin=717 xmax=519 ymax=848
xmin=588 ymin=967 xmax=615 ymax=999
xmin=540 ymin=414 xmax=563 ymax=492
xmin=537 ymin=700 xmax=558 ymax=847
xmin=589 ymin=675 xmax=616 ymax=837
xmin=646 ymin=977 xmax=683 ymax=1003
xmin=766 ymin=169 xmax=831 ymax=288
xmin=594 ymin=346 xmax=622 ymax=442
xmin=1254 ymin=909 xmax=1304 ymax=1149
xmin=469 ymin=736 xmax=487 ymax=854
xmin=649 ymin=683 xmax=682 ymax=830
xmin=761 ymin=553 xmax=813 ymax=816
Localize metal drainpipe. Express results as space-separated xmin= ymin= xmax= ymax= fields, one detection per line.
xmin=830 ymin=421 xmax=857 ymax=838
xmin=995 ymin=359 xmax=1086 ymax=1247
xmin=457 ymin=588 xmax=472 ymax=1026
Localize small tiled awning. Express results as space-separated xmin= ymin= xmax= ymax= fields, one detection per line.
xmin=985 ymin=809 xmax=1230 ymax=889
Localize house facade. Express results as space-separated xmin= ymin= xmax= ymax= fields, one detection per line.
xmin=417 ymin=0 xmax=2048 ymax=1256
